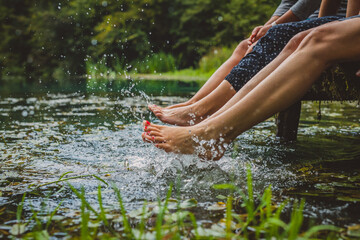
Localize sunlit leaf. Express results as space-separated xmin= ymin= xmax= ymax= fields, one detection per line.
xmin=179 ymin=199 xmax=197 ymax=209
xmin=207 ymin=202 xmax=226 ymax=211
xmin=347 ymin=224 xmax=360 ymax=237
xmin=10 ymin=223 xmax=26 ymax=235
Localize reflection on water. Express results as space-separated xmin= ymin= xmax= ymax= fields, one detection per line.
xmin=0 ymin=79 xmax=359 ymax=228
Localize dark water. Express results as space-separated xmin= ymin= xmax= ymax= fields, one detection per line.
xmin=0 ymin=79 xmax=359 ymax=229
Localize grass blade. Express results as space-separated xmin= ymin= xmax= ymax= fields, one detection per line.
xmin=156 ymin=184 xmax=173 ymax=240
xmin=113 ymin=185 xmax=133 ymax=238
xmin=16 ymin=193 xmax=26 ymax=223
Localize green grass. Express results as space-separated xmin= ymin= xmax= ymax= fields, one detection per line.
xmin=134 ymin=52 xmax=177 ymax=74
xmin=6 ymin=166 xmax=344 ymax=239
xmin=198 ymin=45 xmax=235 ymax=73
xmin=84 ymin=45 xmax=237 ymax=82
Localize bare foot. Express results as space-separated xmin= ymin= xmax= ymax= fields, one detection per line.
xmin=141 ymin=120 xmax=231 ymax=160
xmin=148 ymin=104 xmax=205 ymax=126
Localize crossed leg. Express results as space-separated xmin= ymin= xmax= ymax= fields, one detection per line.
xmin=142 ymin=18 xmax=360 ymax=160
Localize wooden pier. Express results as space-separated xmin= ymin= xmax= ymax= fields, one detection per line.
xmin=276 ymin=61 xmax=360 ymax=141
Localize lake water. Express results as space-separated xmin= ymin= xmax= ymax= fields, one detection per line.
xmin=0 ymin=78 xmax=359 ymax=232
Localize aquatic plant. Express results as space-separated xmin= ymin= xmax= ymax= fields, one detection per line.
xmin=133 ymin=52 xmax=177 ymax=74
xmin=2 ymin=166 xmax=346 ymax=239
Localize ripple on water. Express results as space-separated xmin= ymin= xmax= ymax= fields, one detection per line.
xmin=0 ymin=93 xmax=359 ymax=226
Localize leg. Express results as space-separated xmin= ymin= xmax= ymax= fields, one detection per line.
xmin=143 ymin=18 xmax=360 ymax=160
xmin=182 ymin=40 xmax=249 ymax=105
xmin=147 ymin=28 xmax=303 ymax=126
xmin=167 ymin=40 xmax=248 ymax=108
xmin=149 ymin=17 xmax=341 ymax=126
xmin=148 ymin=40 xmax=248 ymax=117
xmin=148 ymin=40 xmax=249 ymax=125
xmin=160 ymin=29 xmax=311 ymax=126
xmin=204 ymin=29 xmax=312 ymax=122
xmin=148 ymin=80 xmax=236 ymax=126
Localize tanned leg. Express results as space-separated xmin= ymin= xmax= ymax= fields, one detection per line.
xmin=142 ymin=19 xmax=360 ymax=160
xmin=147 ymin=29 xmax=311 ymax=126
xmin=203 ymin=29 xmax=313 ymax=122
xmin=148 ymin=80 xmax=236 ymax=126
xmin=148 ymin=41 xmax=248 ymax=113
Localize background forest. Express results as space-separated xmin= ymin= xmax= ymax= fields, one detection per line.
xmin=0 ymin=0 xmax=279 ymax=83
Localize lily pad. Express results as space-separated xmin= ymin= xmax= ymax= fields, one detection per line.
xmin=10 ymin=223 xmax=26 ymax=235
xmin=207 ymin=202 xmax=226 ymax=211
xmin=179 ymin=199 xmax=197 ymax=209
xmin=347 ymin=224 xmax=360 ymax=237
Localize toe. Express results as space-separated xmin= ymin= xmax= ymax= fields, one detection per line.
xmin=143 ymin=133 xmax=153 ymax=142
xmin=152 ymin=109 xmax=163 ymax=116
xmin=144 ymin=132 xmax=165 ymax=143
xmin=142 ymin=132 xmax=152 ymax=143
xmin=147 ymin=130 xmax=162 ymax=136
xmin=148 ymin=104 xmax=157 ymax=109
xmin=153 ymin=136 xmax=166 ymax=143
xmin=146 ymin=124 xmax=163 ymax=132
xmin=143 ymin=120 xmax=151 ymax=131
xmin=149 ymin=104 xmax=162 ymax=114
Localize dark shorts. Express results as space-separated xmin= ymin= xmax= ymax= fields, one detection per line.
xmin=225 ymin=16 xmax=341 ymax=91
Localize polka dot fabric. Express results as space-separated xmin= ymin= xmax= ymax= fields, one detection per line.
xmin=225 ymin=16 xmax=341 ymax=91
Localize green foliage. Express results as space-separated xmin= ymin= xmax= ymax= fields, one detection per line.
xmin=9 ymin=167 xmax=345 ymax=239
xmin=134 ymin=52 xmax=177 ymax=74
xmin=199 ymin=45 xmax=235 ymax=73
xmin=0 ymin=0 xmax=279 ymax=81
xmin=212 ymin=165 xmax=342 ymax=239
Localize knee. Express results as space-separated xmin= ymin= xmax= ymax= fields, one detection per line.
xmin=231 ymin=40 xmax=248 ymax=60
xmin=283 ymin=31 xmax=309 ymax=53
xmin=298 ymin=26 xmax=336 ymax=56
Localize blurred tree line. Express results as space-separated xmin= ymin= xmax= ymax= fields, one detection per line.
xmin=0 ymin=0 xmax=279 ymax=82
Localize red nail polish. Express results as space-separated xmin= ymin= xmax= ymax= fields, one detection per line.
xmin=145 ymin=126 xmax=147 ymax=130
xmin=155 ymin=144 xmax=159 ymax=147
xmin=146 ymin=120 xmax=150 ymax=125
xmin=152 ymin=136 xmax=154 ymax=140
